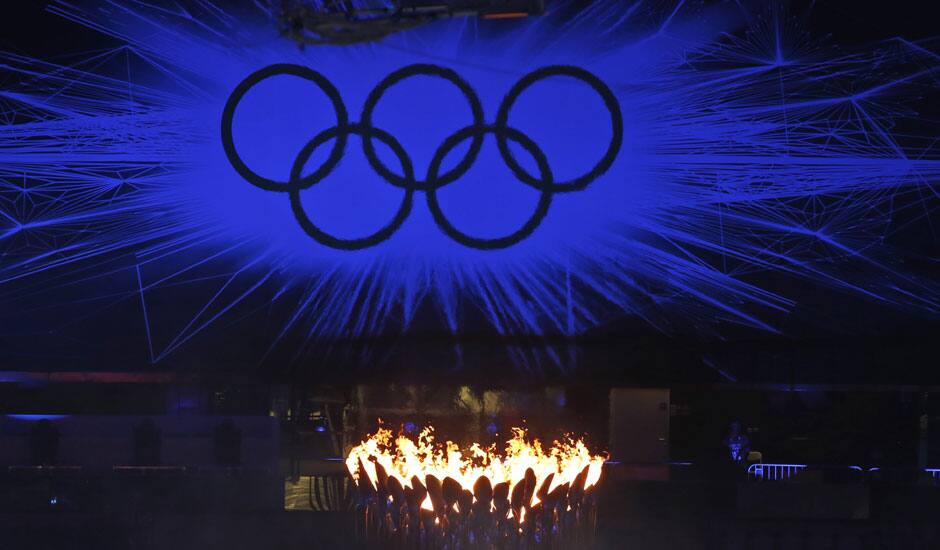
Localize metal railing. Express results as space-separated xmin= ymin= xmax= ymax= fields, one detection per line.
xmin=746 ymin=463 xmax=807 ymax=481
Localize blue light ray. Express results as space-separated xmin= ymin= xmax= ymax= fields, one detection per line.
xmin=1 ymin=1 xmax=939 ymax=368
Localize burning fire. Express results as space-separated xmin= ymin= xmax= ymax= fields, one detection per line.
xmin=345 ymin=425 xmax=607 ymax=522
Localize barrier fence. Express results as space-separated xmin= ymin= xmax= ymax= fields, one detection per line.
xmin=746 ymin=463 xmax=807 ymax=481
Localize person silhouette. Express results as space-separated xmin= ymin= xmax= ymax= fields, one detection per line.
xmin=723 ymin=420 xmax=750 ymax=464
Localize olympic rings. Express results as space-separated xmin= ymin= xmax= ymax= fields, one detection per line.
xmin=496 ymin=65 xmax=623 ymax=193
xmin=221 ymin=64 xmax=348 ymax=192
xmin=289 ymin=124 xmax=414 ymax=250
xmin=360 ymin=64 xmax=485 ymax=191
xmin=221 ymin=63 xmax=622 ymax=250
xmin=426 ymin=125 xmax=552 ymax=250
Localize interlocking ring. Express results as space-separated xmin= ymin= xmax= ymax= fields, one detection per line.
xmin=426 ymin=125 xmax=553 ymax=250
xmin=289 ymin=124 xmax=414 ymax=250
xmin=221 ymin=63 xmax=622 ymax=250
xmin=360 ymin=64 xmax=485 ymax=191
xmin=221 ymin=64 xmax=348 ymax=192
xmin=496 ymin=65 xmax=623 ymax=193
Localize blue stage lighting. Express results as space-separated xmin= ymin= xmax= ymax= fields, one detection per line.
xmin=0 ymin=1 xmax=938 ymax=367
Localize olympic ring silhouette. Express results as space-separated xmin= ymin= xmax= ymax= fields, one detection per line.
xmin=221 ymin=63 xmax=622 ymax=250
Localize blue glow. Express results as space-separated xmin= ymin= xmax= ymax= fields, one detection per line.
xmin=6 ymin=414 xmax=69 ymax=421
xmin=0 ymin=1 xmax=938 ymax=366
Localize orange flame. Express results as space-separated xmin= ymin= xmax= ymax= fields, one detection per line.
xmin=345 ymin=425 xmax=606 ymax=521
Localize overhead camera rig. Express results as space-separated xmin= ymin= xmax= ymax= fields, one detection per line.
xmin=278 ymin=0 xmax=545 ymax=46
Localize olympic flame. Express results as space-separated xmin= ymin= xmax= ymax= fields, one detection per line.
xmin=345 ymin=425 xmax=606 ymax=523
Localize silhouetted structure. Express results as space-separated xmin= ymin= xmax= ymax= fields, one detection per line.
xmin=132 ymin=418 xmax=162 ymax=465
xmin=212 ymin=418 xmax=243 ymax=467
xmin=29 ymin=419 xmax=60 ymax=466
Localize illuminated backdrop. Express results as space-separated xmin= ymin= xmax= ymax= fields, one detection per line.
xmin=1 ymin=1 xmax=938 ymax=367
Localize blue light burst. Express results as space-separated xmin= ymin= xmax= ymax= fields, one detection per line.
xmin=1 ymin=1 xmax=939 ymax=367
